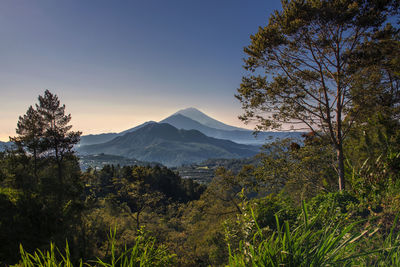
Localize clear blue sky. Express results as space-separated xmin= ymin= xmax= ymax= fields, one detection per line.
xmin=0 ymin=0 xmax=282 ymax=140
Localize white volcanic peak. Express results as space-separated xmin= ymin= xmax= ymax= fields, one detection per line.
xmin=173 ymin=107 xmax=247 ymax=132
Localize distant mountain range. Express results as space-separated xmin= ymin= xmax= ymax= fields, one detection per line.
xmin=0 ymin=141 xmax=5 ymax=152
xmin=0 ymin=141 xmax=12 ymax=152
xmin=79 ymin=108 xmax=302 ymax=146
xmin=78 ymin=123 xmax=260 ymax=167
xmin=160 ymin=113 xmax=297 ymax=144
xmin=79 ymin=121 xmax=157 ymax=146
xmin=3 ymin=108 xmax=303 ymax=167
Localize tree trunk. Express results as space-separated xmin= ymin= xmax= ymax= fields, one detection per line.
xmin=337 ymin=143 xmax=345 ymax=191
xmin=57 ymin=160 xmax=63 ymax=184
xmin=55 ymin=145 xmax=62 ymax=183
xmin=56 ymin=158 xmax=64 ymax=206
xmin=33 ymin=148 xmax=38 ymax=184
xmin=230 ymin=197 xmax=242 ymax=215
xmin=136 ymin=211 xmax=141 ymax=230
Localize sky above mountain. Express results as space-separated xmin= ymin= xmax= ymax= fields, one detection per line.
xmin=0 ymin=0 xmax=283 ymax=141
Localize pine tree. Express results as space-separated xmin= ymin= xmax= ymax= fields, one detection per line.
xmin=36 ymin=90 xmax=81 ymax=184
xmin=10 ymin=106 xmax=44 ymax=182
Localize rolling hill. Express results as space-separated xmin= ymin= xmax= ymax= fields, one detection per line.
xmin=79 ymin=121 xmax=156 ymax=146
xmin=78 ymin=123 xmax=260 ymax=167
xmin=79 ymin=133 xmax=119 ymax=146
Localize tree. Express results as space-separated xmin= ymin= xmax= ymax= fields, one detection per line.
xmin=10 ymin=106 xmax=44 ymax=181
xmin=112 ymin=178 xmax=164 ymax=230
xmin=3 ymin=91 xmax=84 ymax=264
xmin=36 ymin=90 xmax=81 ymax=184
xmin=349 ymin=24 xmax=400 ymax=123
xmin=203 ymin=167 xmax=257 ymax=216
xmin=11 ymin=90 xmax=81 ymax=185
xmin=254 ymin=137 xmax=337 ymax=200
xmin=236 ymin=0 xmax=399 ymax=191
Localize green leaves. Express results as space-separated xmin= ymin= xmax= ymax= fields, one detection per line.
xmin=228 ymin=202 xmax=368 ymax=267
xmin=15 ymin=228 xmax=175 ymax=267
xmin=238 ymin=0 xmax=399 ymax=191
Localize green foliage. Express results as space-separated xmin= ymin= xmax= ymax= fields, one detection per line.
xmin=17 ymin=242 xmax=78 ymax=267
xmin=344 ymin=111 xmax=400 ymax=204
xmin=369 ymin=214 xmax=400 ymax=266
xmin=253 ymin=194 xmax=298 ymax=230
xmin=349 ymin=24 xmax=400 ymax=123
xmin=87 ymin=164 xmax=205 ymax=203
xmin=13 ymin=228 xmax=175 ymax=267
xmin=310 ymin=192 xmax=359 ymax=214
xmin=93 ymin=227 xmax=176 ymax=267
xmin=307 ymin=192 xmax=362 ymax=229
xmin=173 ymin=167 xmax=249 ymax=266
xmin=36 ymin=90 xmax=81 ymax=160
xmin=228 ymin=202 xmax=367 ymax=267
xmin=254 ymin=137 xmax=336 ymax=200
xmin=236 ymin=0 xmax=399 ymax=191
xmin=0 ymin=91 xmax=85 ymax=265
xmin=75 ymin=164 xmax=207 ymax=266
xmin=2 ymin=6 xmax=400 ymax=264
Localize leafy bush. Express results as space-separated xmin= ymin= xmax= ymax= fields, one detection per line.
xmin=309 ymin=192 xmax=361 ymax=221
xmin=253 ymin=194 xmax=298 ymax=230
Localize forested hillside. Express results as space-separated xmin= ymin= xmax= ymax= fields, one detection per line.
xmin=1 ymin=0 xmax=400 ymax=266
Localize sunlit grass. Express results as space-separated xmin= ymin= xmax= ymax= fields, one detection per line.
xmin=228 ymin=202 xmax=400 ymax=267
xmin=13 ymin=227 xmax=175 ymax=267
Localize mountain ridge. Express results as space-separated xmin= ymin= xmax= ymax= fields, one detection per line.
xmin=79 ymin=121 xmax=157 ymax=146
xmin=161 ymin=112 xmax=302 ymax=144
xmin=79 ymin=107 xmax=303 ymax=147
xmin=78 ymin=122 xmax=260 ymax=167
xmin=174 ymin=107 xmax=246 ymax=131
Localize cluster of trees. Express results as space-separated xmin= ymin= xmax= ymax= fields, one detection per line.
xmin=1 ymin=0 xmax=400 ymax=266
xmin=0 ymin=90 xmax=83 ymax=263
xmin=0 ymin=91 xmax=208 ymax=265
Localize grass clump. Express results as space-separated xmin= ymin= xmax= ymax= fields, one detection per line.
xmin=13 ymin=227 xmax=175 ymax=267
xmin=227 ymin=201 xmax=400 ymax=267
